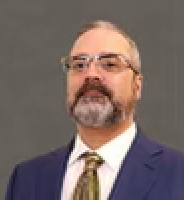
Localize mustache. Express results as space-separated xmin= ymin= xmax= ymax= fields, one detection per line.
xmin=76 ymin=79 xmax=112 ymax=101
xmin=70 ymin=79 xmax=113 ymax=113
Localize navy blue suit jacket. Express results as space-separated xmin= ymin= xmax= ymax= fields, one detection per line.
xmin=5 ymin=127 xmax=184 ymax=200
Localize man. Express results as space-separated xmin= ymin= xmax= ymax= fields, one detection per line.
xmin=6 ymin=20 xmax=184 ymax=200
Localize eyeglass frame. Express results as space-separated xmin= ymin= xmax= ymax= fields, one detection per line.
xmin=60 ymin=52 xmax=140 ymax=75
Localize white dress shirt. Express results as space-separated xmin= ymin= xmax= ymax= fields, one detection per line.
xmin=61 ymin=123 xmax=137 ymax=200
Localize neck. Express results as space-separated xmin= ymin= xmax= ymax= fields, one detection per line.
xmin=77 ymin=117 xmax=134 ymax=150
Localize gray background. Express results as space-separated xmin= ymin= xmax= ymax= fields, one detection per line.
xmin=0 ymin=0 xmax=183 ymax=199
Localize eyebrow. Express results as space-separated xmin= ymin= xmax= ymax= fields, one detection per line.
xmin=71 ymin=52 xmax=121 ymax=57
xmin=71 ymin=53 xmax=88 ymax=57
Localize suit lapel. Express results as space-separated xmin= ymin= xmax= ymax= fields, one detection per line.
xmin=36 ymin=138 xmax=75 ymax=200
xmin=109 ymin=128 xmax=163 ymax=200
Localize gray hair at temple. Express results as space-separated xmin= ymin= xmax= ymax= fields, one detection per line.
xmin=76 ymin=20 xmax=141 ymax=73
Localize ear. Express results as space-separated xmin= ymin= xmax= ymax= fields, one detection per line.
xmin=134 ymin=74 xmax=143 ymax=100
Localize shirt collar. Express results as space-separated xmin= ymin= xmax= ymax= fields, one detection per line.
xmin=97 ymin=122 xmax=137 ymax=170
xmin=68 ymin=134 xmax=90 ymax=166
xmin=68 ymin=123 xmax=137 ymax=170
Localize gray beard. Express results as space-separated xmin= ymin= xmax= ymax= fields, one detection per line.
xmin=71 ymin=96 xmax=125 ymax=128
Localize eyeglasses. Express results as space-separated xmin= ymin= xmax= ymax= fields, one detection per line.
xmin=60 ymin=53 xmax=139 ymax=74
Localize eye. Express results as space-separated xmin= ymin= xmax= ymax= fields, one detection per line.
xmin=105 ymin=61 xmax=116 ymax=67
xmin=103 ymin=61 xmax=116 ymax=69
xmin=71 ymin=60 xmax=86 ymax=71
xmin=101 ymin=58 xmax=120 ymax=71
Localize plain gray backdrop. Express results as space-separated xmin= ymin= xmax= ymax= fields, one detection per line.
xmin=0 ymin=0 xmax=183 ymax=199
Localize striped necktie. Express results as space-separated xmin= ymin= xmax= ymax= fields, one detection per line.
xmin=72 ymin=152 xmax=104 ymax=200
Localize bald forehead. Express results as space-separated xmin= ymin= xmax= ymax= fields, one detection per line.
xmin=71 ymin=28 xmax=131 ymax=57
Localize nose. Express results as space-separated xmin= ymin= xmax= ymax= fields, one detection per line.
xmin=84 ymin=60 xmax=103 ymax=81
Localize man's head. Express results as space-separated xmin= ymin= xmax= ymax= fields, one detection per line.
xmin=62 ymin=20 xmax=143 ymax=129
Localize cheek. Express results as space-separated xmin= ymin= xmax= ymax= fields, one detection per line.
xmin=112 ymin=76 xmax=134 ymax=102
xmin=67 ymin=75 xmax=83 ymax=102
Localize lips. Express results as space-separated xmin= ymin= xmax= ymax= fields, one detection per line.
xmin=79 ymin=90 xmax=107 ymax=105
xmin=84 ymin=90 xmax=104 ymax=97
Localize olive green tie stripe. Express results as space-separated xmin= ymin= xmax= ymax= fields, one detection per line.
xmin=72 ymin=152 xmax=104 ymax=200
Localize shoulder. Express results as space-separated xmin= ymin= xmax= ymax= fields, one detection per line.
xmin=10 ymin=147 xmax=65 ymax=180
xmin=159 ymin=143 xmax=184 ymax=171
xmin=7 ymin=146 xmax=70 ymax=187
xmin=136 ymin=127 xmax=184 ymax=171
xmin=5 ymin=143 xmax=74 ymax=199
xmin=17 ymin=147 xmax=66 ymax=169
xmin=15 ymin=138 xmax=75 ymax=173
xmin=11 ymin=138 xmax=75 ymax=181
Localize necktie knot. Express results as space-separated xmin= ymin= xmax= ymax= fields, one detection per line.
xmin=84 ymin=152 xmax=104 ymax=171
